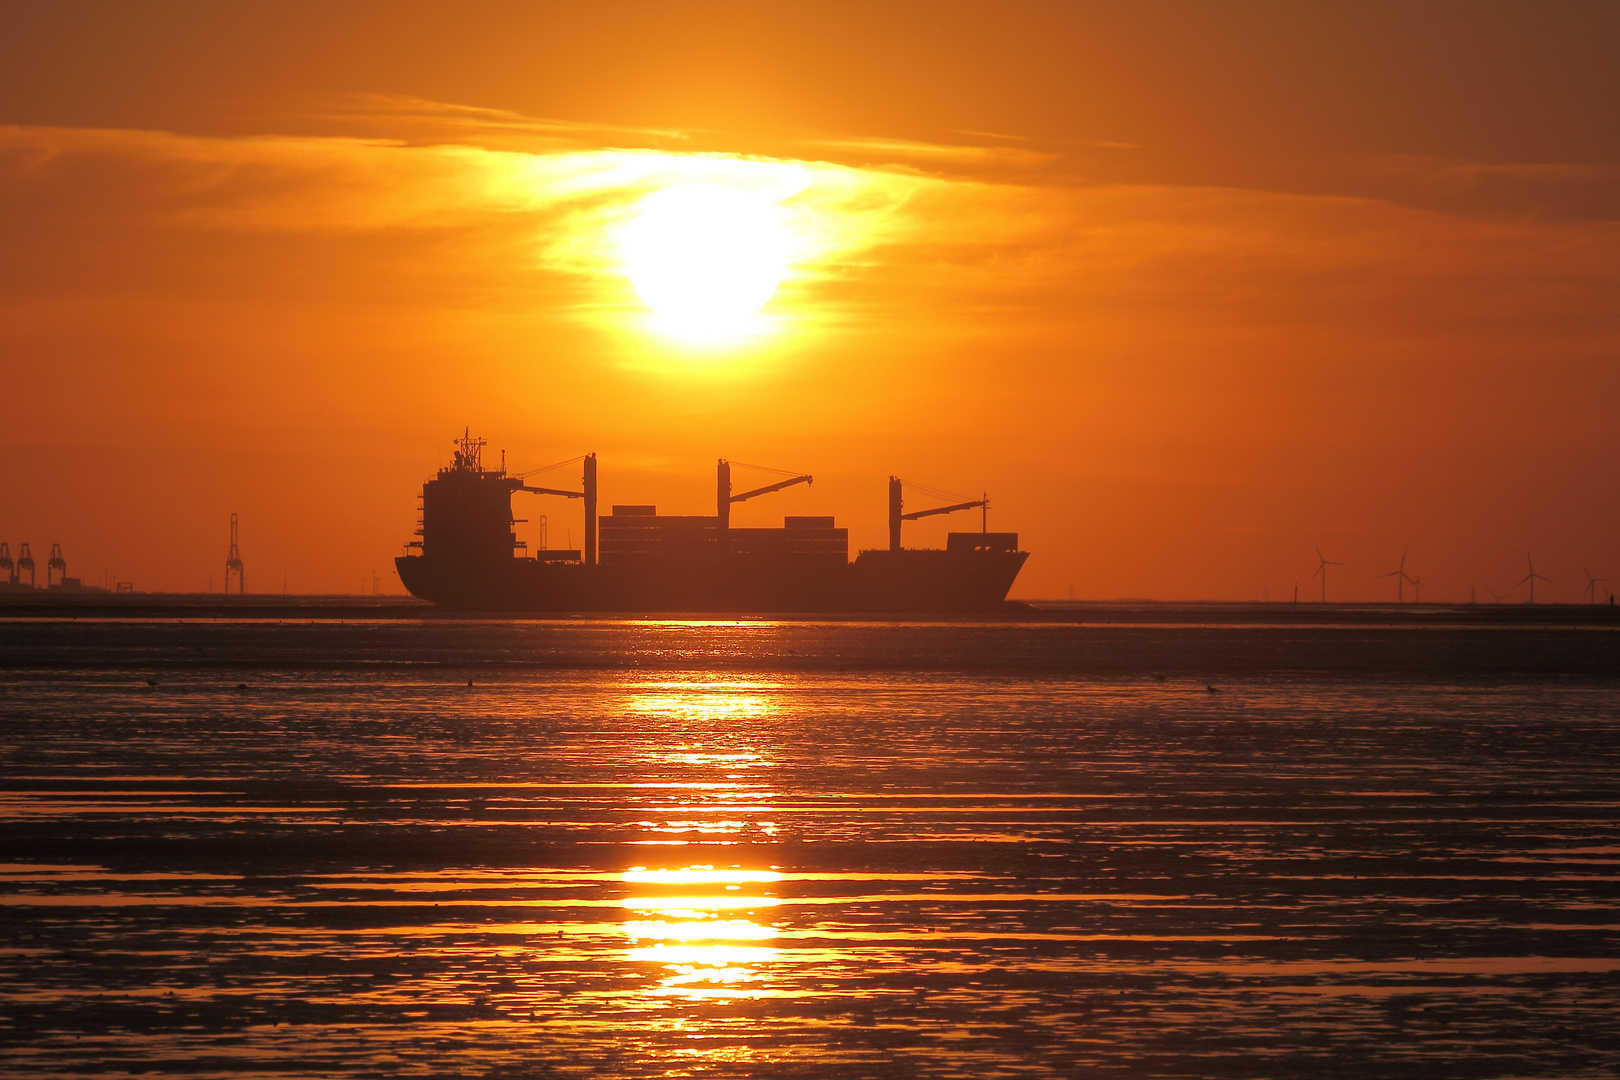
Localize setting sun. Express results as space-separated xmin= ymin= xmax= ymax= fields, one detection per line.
xmin=622 ymin=182 xmax=789 ymax=337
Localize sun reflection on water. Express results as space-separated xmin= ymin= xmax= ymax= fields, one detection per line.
xmin=623 ymin=680 xmax=779 ymax=726
xmin=618 ymin=678 xmax=784 ymax=845
xmin=612 ymin=679 xmax=792 ymax=1004
xmin=621 ymin=865 xmax=783 ymax=1001
xmin=624 ymin=868 xmax=782 ymax=885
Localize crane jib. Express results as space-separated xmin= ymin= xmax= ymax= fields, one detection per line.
xmin=901 ymin=499 xmax=987 ymax=522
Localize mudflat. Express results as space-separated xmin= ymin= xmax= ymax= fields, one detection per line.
xmin=1 ymin=617 xmax=1616 ymax=1077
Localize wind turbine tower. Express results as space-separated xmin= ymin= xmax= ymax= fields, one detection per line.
xmin=1378 ymin=546 xmax=1414 ymax=603
xmin=1583 ymin=568 xmax=1608 ymax=605
xmin=1312 ymin=544 xmax=1342 ymax=603
xmin=1518 ymin=554 xmax=1551 ymax=605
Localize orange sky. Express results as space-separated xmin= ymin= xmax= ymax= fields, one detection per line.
xmin=2 ymin=2 xmax=1617 ymax=601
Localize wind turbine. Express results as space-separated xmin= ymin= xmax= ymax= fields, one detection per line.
xmin=1312 ymin=544 xmax=1343 ymax=603
xmin=1378 ymin=546 xmax=1414 ymax=603
xmin=1410 ymin=569 xmax=1424 ymax=604
xmin=1518 ymin=554 xmax=1551 ymax=604
xmin=1583 ymin=568 xmax=1608 ymax=605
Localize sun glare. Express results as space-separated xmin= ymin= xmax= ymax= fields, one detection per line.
xmin=623 ymin=182 xmax=789 ymax=339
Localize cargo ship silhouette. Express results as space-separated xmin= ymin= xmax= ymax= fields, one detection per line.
xmin=396 ymin=430 xmax=1028 ymax=612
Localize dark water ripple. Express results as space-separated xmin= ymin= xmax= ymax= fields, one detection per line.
xmin=0 ymin=620 xmax=1617 ymax=1077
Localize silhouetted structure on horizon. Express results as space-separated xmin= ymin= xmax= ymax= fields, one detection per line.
xmin=1379 ymin=546 xmax=1415 ymax=603
xmin=396 ymin=429 xmax=1028 ymax=612
xmin=1519 ymin=554 xmax=1550 ymax=605
xmin=225 ymin=513 xmax=244 ymax=594
xmin=1313 ymin=544 xmax=1343 ymax=603
xmin=1585 ymin=568 xmax=1609 ymax=605
xmin=0 ymin=541 xmax=107 ymax=592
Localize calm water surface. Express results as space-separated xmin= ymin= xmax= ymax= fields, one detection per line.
xmin=1 ymin=619 xmax=1617 ymax=1077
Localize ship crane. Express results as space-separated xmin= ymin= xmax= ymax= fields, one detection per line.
xmin=510 ymin=453 xmax=599 ymax=565
xmin=889 ymin=477 xmax=988 ymax=551
xmin=519 ymin=483 xmax=584 ymax=499
xmin=717 ymin=460 xmax=812 ymax=530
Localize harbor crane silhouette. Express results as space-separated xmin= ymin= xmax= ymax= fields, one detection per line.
xmin=1378 ymin=546 xmax=1415 ymax=603
xmin=1518 ymin=554 xmax=1551 ymax=604
xmin=1312 ymin=545 xmax=1342 ymax=603
xmin=225 ymin=514 xmax=245 ymax=594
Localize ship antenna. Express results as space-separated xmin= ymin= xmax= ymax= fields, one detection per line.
xmin=452 ymin=426 xmax=486 ymax=473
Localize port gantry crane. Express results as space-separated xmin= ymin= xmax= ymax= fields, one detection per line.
xmin=0 ymin=543 xmax=12 ymax=585
xmin=717 ymin=459 xmax=812 ymax=530
xmin=888 ymin=477 xmax=989 ymax=551
xmin=225 ymin=514 xmax=245 ymax=594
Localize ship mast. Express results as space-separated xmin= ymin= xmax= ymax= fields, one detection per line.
xmin=452 ymin=427 xmax=487 ymax=473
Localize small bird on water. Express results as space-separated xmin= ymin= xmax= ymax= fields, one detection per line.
xmin=1206 ymin=684 xmax=1220 ymax=693
xmin=145 ymin=679 xmax=158 ymax=687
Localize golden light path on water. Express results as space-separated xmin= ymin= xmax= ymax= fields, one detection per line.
xmin=621 ymin=682 xmax=783 ymax=1004
xmin=621 ymin=866 xmax=783 ymax=1001
xmin=2 ymin=619 xmax=1620 ymax=1076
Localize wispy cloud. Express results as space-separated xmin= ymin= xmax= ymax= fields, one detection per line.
xmin=0 ymin=120 xmax=1049 ymax=320
xmin=1 ymin=110 xmax=1616 ymax=346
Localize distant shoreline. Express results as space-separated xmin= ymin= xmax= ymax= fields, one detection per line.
xmin=1 ymin=592 xmax=1617 ymax=627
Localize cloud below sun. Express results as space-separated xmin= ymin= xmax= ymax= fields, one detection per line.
xmin=6 ymin=98 xmax=1612 ymax=350
xmin=0 ymin=101 xmax=1068 ymax=358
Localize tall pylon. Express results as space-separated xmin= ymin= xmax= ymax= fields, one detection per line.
xmin=225 ymin=513 xmax=245 ymax=594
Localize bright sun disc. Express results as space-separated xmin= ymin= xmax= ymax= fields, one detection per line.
xmin=623 ymin=183 xmax=788 ymax=334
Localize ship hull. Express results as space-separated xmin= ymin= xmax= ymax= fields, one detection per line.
xmin=396 ymin=549 xmax=1029 ymax=613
